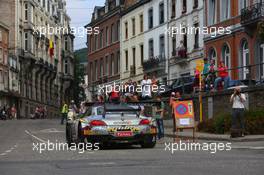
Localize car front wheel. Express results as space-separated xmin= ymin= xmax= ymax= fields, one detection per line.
xmin=140 ymin=135 xmax=156 ymax=148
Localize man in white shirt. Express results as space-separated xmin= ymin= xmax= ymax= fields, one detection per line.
xmin=230 ymin=87 xmax=246 ymax=137
xmin=141 ymin=74 xmax=152 ymax=100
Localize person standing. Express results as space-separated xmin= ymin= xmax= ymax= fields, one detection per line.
xmin=11 ymin=105 xmax=17 ymax=120
xmin=61 ymin=101 xmax=69 ymax=125
xmin=230 ymin=87 xmax=246 ymax=137
xmin=154 ymin=95 xmax=165 ymax=140
xmin=141 ymin=74 xmax=152 ymax=100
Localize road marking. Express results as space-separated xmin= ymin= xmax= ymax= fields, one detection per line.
xmin=38 ymin=128 xmax=64 ymax=133
xmin=0 ymin=153 xmax=7 ymax=156
xmin=88 ymin=162 xmax=116 ymax=166
xmin=25 ymin=130 xmax=47 ymax=143
xmin=5 ymin=150 xmax=12 ymax=153
xmin=232 ymin=146 xmax=264 ymax=150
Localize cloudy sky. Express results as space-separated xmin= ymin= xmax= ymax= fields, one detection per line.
xmin=65 ymin=0 xmax=105 ymax=50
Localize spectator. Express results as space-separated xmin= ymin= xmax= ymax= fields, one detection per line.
xmin=193 ymin=69 xmax=201 ymax=91
xmin=61 ymin=102 xmax=68 ymax=125
xmin=230 ymin=87 xmax=246 ymax=137
xmin=11 ymin=104 xmax=17 ymax=120
xmin=205 ymin=59 xmax=217 ymax=91
xmin=141 ymin=74 xmax=152 ymax=100
xmin=154 ymin=95 xmax=165 ymax=140
xmin=214 ymin=61 xmax=230 ymax=90
xmin=69 ymin=100 xmax=78 ymax=113
xmin=109 ymin=86 xmax=120 ymax=103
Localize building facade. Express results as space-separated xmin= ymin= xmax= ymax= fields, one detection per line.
xmin=120 ymin=0 xmax=150 ymax=83
xmin=142 ymin=0 xmax=169 ymax=83
xmin=204 ymin=0 xmax=264 ymax=81
xmin=86 ymin=0 xmax=123 ymax=100
xmin=0 ymin=0 xmax=74 ymax=118
xmin=168 ymin=0 xmax=204 ymax=81
xmin=0 ymin=22 xmax=10 ymax=107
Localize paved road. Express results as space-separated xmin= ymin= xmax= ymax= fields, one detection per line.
xmin=0 ymin=119 xmax=263 ymax=175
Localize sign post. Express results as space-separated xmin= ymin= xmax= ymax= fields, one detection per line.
xmin=195 ymin=60 xmax=204 ymax=123
xmin=172 ymin=100 xmax=196 ymax=141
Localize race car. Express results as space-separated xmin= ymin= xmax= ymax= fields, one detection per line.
xmin=66 ymin=103 xmax=157 ymax=148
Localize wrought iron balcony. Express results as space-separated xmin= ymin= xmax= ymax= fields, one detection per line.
xmin=241 ymin=2 xmax=264 ymax=26
xmin=143 ymin=55 xmax=166 ymax=73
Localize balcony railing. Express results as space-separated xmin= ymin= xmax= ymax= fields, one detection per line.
xmin=241 ymin=2 xmax=264 ymax=25
xmin=143 ymin=55 xmax=166 ymax=73
xmin=170 ymin=47 xmax=188 ymax=64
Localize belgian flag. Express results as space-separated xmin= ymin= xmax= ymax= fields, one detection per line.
xmin=49 ymin=40 xmax=54 ymax=58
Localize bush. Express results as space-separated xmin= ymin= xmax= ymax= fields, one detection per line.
xmin=198 ymin=109 xmax=264 ymax=135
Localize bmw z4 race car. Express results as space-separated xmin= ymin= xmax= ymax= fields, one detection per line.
xmin=66 ymin=103 xmax=157 ymax=148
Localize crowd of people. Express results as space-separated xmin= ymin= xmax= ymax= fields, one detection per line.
xmin=194 ymin=58 xmax=231 ymax=92
xmin=30 ymin=106 xmax=47 ymax=119
xmin=0 ymin=105 xmax=17 ymax=120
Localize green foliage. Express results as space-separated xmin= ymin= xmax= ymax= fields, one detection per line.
xmin=198 ymin=109 xmax=264 ymax=134
xmin=73 ymin=48 xmax=87 ymax=105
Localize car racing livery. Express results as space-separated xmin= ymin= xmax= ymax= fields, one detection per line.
xmin=66 ymin=103 xmax=157 ymax=148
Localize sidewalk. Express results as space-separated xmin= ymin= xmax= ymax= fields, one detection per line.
xmin=163 ymin=119 xmax=264 ymax=142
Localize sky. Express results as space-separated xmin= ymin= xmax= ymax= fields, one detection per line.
xmin=65 ymin=0 xmax=105 ymax=50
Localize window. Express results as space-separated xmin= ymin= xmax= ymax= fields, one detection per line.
xmin=182 ymin=0 xmax=187 ymax=14
xmin=260 ymin=44 xmax=264 ymax=78
xmin=0 ymin=30 xmax=2 ymax=42
xmin=125 ymin=50 xmax=128 ymax=70
xmin=125 ymin=22 xmax=128 ymax=39
xmin=99 ymin=29 xmax=103 ymax=48
xmin=0 ymin=48 xmax=3 ymax=63
xmin=140 ymin=14 xmax=143 ymax=33
xmin=140 ymin=44 xmax=144 ymax=65
xmin=105 ymin=56 xmax=109 ymax=76
xmin=148 ymin=8 xmax=153 ymax=29
xmin=239 ymin=0 xmax=248 ymax=14
xmin=172 ymin=37 xmax=176 ymax=55
xmin=208 ymin=48 xmax=216 ymax=62
xmin=111 ymin=23 xmax=115 ymax=43
xmin=241 ymin=40 xmax=249 ymax=79
xmin=25 ymin=3 xmax=28 ymax=21
xmin=116 ymin=51 xmax=120 ymax=74
xmin=194 ymin=23 xmax=199 ymax=49
xmin=132 ymin=18 xmax=136 ymax=36
xmin=25 ymin=33 xmax=28 ymax=51
xmin=64 ymin=37 xmax=68 ymax=51
xmin=117 ymin=21 xmax=120 ymax=41
xmin=95 ymin=60 xmax=98 ymax=80
xmin=149 ymin=39 xmax=154 ymax=58
xmin=100 ymin=58 xmax=103 ymax=77
xmin=221 ymin=0 xmax=230 ymax=21
xmin=193 ymin=0 xmax=198 ymax=9
xmin=171 ymin=0 xmax=176 ymax=18
xmin=159 ymin=2 xmax=164 ymax=24
xmin=64 ymin=59 xmax=68 ymax=74
xmin=222 ymin=44 xmax=231 ymax=70
xmin=94 ymin=35 xmax=98 ymax=50
xmin=132 ymin=47 xmax=136 ymax=67
xmin=111 ymin=54 xmax=114 ymax=75
xmin=208 ymin=0 xmax=216 ymax=25
xmin=105 ymin=27 xmax=109 ymax=46
xmin=159 ymin=35 xmax=165 ymax=58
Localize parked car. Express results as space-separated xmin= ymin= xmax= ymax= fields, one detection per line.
xmin=66 ymin=103 xmax=157 ymax=149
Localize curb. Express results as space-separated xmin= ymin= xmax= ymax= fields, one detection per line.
xmin=165 ymin=133 xmax=264 ymax=142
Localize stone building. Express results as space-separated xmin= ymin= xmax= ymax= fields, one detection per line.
xmin=86 ymin=0 xmax=123 ymax=100
xmin=0 ymin=0 xmax=74 ymax=118
xmin=168 ymin=0 xmax=204 ymax=81
xmin=204 ymin=0 xmax=264 ymax=81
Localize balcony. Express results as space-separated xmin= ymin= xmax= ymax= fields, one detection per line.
xmin=143 ymin=55 xmax=166 ymax=74
xmin=241 ymin=2 xmax=264 ymax=26
xmin=170 ymin=48 xmax=188 ymax=65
